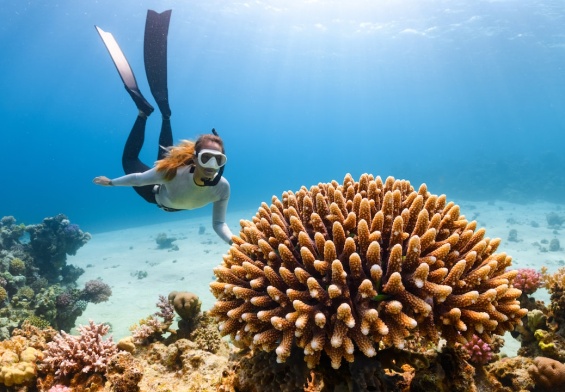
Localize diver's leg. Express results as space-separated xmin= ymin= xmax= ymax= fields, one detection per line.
xmin=144 ymin=10 xmax=172 ymax=118
xmin=122 ymin=113 xmax=151 ymax=174
xmin=157 ymin=118 xmax=173 ymax=160
xmin=95 ymin=26 xmax=154 ymax=116
xmin=122 ymin=113 xmax=157 ymax=203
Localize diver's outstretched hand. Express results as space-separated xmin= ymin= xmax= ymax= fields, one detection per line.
xmin=93 ymin=176 xmax=113 ymax=186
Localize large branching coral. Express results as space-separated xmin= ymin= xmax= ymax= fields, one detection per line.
xmin=210 ymin=174 xmax=527 ymax=369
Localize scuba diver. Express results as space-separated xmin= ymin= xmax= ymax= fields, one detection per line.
xmin=93 ymin=10 xmax=234 ymax=245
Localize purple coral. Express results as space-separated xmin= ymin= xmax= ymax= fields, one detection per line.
xmin=156 ymin=294 xmax=175 ymax=325
xmin=82 ymin=279 xmax=112 ymax=303
xmin=63 ymin=223 xmax=80 ymax=234
xmin=42 ymin=320 xmax=118 ymax=378
xmin=513 ymin=268 xmax=542 ymax=295
xmin=131 ymin=295 xmax=175 ymax=344
xmin=55 ymin=292 xmax=75 ymax=308
xmin=463 ymin=334 xmax=494 ymax=365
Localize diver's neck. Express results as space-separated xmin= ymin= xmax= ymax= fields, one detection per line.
xmin=192 ymin=166 xmax=215 ymax=186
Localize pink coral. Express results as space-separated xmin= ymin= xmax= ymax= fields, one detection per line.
xmin=514 ymin=268 xmax=542 ymax=295
xmin=48 ymin=385 xmax=72 ymax=392
xmin=130 ymin=295 xmax=175 ymax=344
xmin=42 ymin=320 xmax=118 ymax=378
xmin=463 ymin=334 xmax=493 ymax=365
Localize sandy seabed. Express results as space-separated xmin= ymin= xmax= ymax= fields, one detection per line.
xmin=68 ymin=200 xmax=565 ymax=357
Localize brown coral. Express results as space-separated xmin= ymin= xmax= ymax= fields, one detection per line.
xmin=528 ymin=356 xmax=565 ymax=389
xmin=209 ymin=174 xmax=527 ymax=369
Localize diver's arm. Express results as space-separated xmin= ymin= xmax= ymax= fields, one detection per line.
xmin=212 ymin=185 xmax=234 ymax=244
xmin=93 ymin=167 xmax=165 ymax=187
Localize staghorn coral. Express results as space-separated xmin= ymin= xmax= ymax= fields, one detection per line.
xmin=541 ymin=267 xmax=565 ymax=293
xmin=41 ymin=320 xmax=118 ymax=379
xmin=210 ymin=173 xmax=527 ymax=369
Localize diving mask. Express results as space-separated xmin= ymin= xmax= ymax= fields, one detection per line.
xmin=197 ymin=149 xmax=227 ymax=169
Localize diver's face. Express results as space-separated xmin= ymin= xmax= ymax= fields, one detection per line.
xmin=194 ymin=141 xmax=225 ymax=179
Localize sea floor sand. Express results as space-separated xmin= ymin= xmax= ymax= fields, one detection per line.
xmin=69 ymin=200 xmax=565 ymax=356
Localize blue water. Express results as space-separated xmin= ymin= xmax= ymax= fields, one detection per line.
xmin=2 ymin=0 xmax=565 ymax=234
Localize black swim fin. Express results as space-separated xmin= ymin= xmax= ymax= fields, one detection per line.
xmin=95 ymin=26 xmax=155 ymax=116
xmin=144 ymin=10 xmax=172 ymax=118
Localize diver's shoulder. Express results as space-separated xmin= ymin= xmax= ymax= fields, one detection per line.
xmin=218 ymin=176 xmax=230 ymax=187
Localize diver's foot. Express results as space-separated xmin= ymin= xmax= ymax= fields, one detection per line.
xmin=125 ymin=85 xmax=154 ymax=116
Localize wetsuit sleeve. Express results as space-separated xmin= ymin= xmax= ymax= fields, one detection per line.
xmin=212 ymin=182 xmax=234 ymax=244
xmin=111 ymin=168 xmax=165 ymax=187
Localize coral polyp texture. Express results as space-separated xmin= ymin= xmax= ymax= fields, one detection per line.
xmin=513 ymin=268 xmax=542 ymax=295
xmin=210 ymin=174 xmax=527 ymax=369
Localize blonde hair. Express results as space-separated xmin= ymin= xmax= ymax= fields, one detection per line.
xmin=155 ymin=134 xmax=225 ymax=181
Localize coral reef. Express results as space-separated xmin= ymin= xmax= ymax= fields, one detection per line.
xmin=24 ymin=214 xmax=91 ymax=283
xmin=105 ymin=351 xmax=144 ymax=392
xmin=210 ymin=173 xmax=527 ymax=370
xmin=136 ymin=338 xmax=229 ymax=391
xmin=0 ymin=214 xmax=104 ymax=336
xmin=486 ymin=356 xmax=537 ymax=391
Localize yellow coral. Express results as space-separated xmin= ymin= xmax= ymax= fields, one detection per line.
xmin=0 ymin=337 xmax=42 ymax=387
xmin=24 ymin=316 xmax=50 ymax=330
xmin=541 ymin=266 xmax=565 ymax=293
xmin=0 ymin=287 xmax=7 ymax=303
xmin=210 ymin=174 xmax=527 ymax=368
xmin=9 ymin=258 xmax=26 ymax=275
xmin=16 ymin=286 xmax=34 ymax=300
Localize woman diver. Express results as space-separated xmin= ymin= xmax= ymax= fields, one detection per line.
xmin=93 ymin=10 xmax=234 ymax=244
